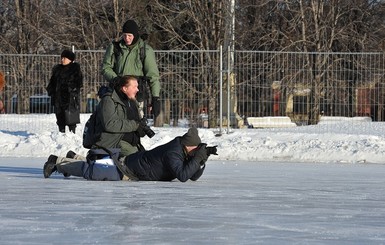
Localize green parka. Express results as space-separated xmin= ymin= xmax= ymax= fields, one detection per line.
xmin=101 ymin=38 xmax=160 ymax=97
xmin=94 ymin=89 xmax=141 ymax=156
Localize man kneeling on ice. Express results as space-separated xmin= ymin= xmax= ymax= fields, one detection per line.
xmin=43 ymin=127 xmax=217 ymax=182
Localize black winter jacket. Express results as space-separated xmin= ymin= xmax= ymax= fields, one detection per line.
xmin=47 ymin=62 xmax=83 ymax=108
xmin=124 ymin=137 xmax=205 ymax=182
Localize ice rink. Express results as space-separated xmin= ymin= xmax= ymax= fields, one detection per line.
xmin=1 ymin=158 xmax=385 ymax=244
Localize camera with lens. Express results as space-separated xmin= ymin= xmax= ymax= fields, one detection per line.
xmin=206 ymin=145 xmax=218 ymax=156
xmin=139 ymin=117 xmax=155 ymax=138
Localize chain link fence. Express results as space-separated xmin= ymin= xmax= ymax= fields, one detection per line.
xmin=1 ymin=50 xmax=385 ymax=132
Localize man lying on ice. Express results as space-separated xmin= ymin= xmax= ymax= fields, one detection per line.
xmin=43 ymin=127 xmax=217 ymax=182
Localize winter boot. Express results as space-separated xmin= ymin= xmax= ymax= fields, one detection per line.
xmin=43 ymin=155 xmax=58 ymax=178
xmin=63 ymin=173 xmax=71 ymax=177
xmin=66 ymin=150 xmax=76 ymax=159
xmin=69 ymin=125 xmax=76 ymax=134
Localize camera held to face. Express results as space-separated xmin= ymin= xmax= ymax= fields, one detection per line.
xmin=140 ymin=117 xmax=155 ymax=138
xmin=206 ymin=145 xmax=218 ymax=156
xmin=197 ymin=143 xmax=218 ymax=156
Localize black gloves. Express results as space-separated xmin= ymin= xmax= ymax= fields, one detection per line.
xmin=137 ymin=118 xmax=155 ymax=138
xmin=193 ymin=143 xmax=209 ymax=165
xmin=136 ymin=120 xmax=147 ymax=137
xmin=151 ymin=96 xmax=160 ymax=118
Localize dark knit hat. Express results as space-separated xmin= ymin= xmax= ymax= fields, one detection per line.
xmin=181 ymin=127 xmax=201 ymax=146
xmin=122 ymin=20 xmax=139 ymax=44
xmin=61 ymin=49 xmax=75 ymax=61
xmin=122 ymin=20 xmax=139 ymax=35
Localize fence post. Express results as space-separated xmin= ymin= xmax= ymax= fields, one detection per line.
xmin=218 ymin=46 xmax=223 ymax=136
xmin=227 ymin=46 xmax=231 ymax=133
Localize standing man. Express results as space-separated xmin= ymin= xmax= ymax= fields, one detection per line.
xmin=101 ymin=19 xmax=161 ymax=120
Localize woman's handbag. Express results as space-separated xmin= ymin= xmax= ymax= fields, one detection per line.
xmin=65 ymin=92 xmax=80 ymax=125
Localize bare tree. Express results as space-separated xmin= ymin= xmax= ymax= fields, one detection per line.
xmin=147 ymin=0 xmax=229 ymax=126
xmin=2 ymin=0 xmax=385 ymax=123
xmin=235 ymin=0 xmax=385 ymax=124
xmin=0 ymin=0 xmax=152 ymax=53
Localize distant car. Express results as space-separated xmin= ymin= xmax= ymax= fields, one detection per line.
xmin=29 ymin=93 xmax=54 ymax=113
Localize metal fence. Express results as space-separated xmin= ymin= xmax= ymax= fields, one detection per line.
xmin=234 ymin=51 xmax=385 ymax=124
xmin=1 ymin=50 xmax=385 ymax=131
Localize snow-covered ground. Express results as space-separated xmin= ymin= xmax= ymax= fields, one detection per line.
xmin=1 ymin=114 xmax=385 ymax=164
xmin=1 ymin=158 xmax=385 ymax=244
xmin=1 ymin=114 xmax=385 ymax=244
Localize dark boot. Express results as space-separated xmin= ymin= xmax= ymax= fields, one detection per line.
xmin=63 ymin=173 xmax=71 ymax=177
xmin=69 ymin=125 xmax=76 ymax=134
xmin=66 ymin=150 xmax=76 ymax=159
xmin=59 ymin=126 xmax=65 ymax=133
xmin=43 ymin=155 xmax=58 ymax=178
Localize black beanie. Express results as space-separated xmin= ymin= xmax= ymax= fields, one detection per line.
xmin=61 ymin=50 xmax=75 ymax=62
xmin=181 ymin=128 xmax=201 ymax=146
xmin=122 ymin=20 xmax=139 ymax=44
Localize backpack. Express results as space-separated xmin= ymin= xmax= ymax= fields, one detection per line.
xmin=82 ymin=110 xmax=99 ymax=149
xmin=82 ymin=147 xmax=139 ymax=181
xmin=82 ymin=148 xmax=122 ymax=181
xmin=82 ymin=90 xmax=111 ymax=149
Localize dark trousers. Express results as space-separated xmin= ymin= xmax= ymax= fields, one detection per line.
xmin=55 ymin=106 xmax=76 ymax=133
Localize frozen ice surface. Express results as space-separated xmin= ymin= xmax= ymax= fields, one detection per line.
xmin=1 ymin=158 xmax=385 ymax=244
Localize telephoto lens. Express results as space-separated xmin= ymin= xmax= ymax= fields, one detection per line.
xmin=206 ymin=146 xmax=218 ymax=156
xmin=140 ymin=117 xmax=155 ymax=138
xmin=143 ymin=125 xmax=155 ymax=138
